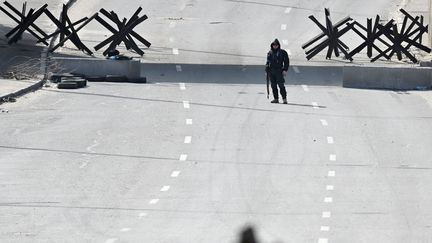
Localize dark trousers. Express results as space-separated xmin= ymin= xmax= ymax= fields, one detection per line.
xmin=269 ymin=71 xmax=287 ymax=100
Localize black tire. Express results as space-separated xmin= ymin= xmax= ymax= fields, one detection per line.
xmin=57 ymin=81 xmax=78 ymax=89
xmin=105 ymin=75 xmax=128 ymax=82
xmin=50 ymin=73 xmax=75 ymax=83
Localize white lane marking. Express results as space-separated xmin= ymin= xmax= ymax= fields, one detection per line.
xmin=293 ymin=66 xmax=300 ymax=73
xmin=328 ymin=171 xmax=336 ymax=177
xmin=327 ymin=136 xmax=334 ymax=144
xmin=149 ymin=199 xmax=159 ymax=205
xmin=169 ymin=22 xmax=176 ymax=28
xmin=285 ymin=7 xmax=292 ymax=13
xmin=183 ymin=101 xmax=190 ymax=109
xmin=176 ymin=65 xmax=183 ymax=72
xmin=320 ymin=226 xmax=330 ymax=231
xmin=160 ymin=186 xmax=170 ymax=192
xmin=301 ymin=85 xmax=309 ymax=92
xmin=324 ymin=197 xmax=333 ymax=203
xmin=120 ymin=228 xmax=131 ymax=232
xmin=184 ymin=136 xmax=192 ymax=144
xmin=282 ymin=39 xmax=289 ymax=45
xmin=329 ymin=154 xmax=337 ymax=161
xmin=179 ymin=82 xmax=186 ymax=90
xmin=281 ymin=24 xmax=287 ymax=30
xmin=172 ymin=48 xmax=179 ymax=55
xmin=139 ymin=212 xmax=148 ymax=218
xmin=322 ymin=211 xmax=331 ymax=218
xmin=312 ymin=102 xmax=319 ymax=109
xmin=326 ymin=185 xmax=334 ymax=191
xmin=179 ymin=154 xmax=188 ymax=161
xmin=318 ymin=238 xmax=329 ymax=243
xmin=186 ymin=119 xmax=193 ymax=125
xmin=171 ymin=171 xmax=181 ymax=177
xmin=105 ymin=239 xmax=118 ymax=243
xmin=320 ymin=119 xmax=328 ymax=126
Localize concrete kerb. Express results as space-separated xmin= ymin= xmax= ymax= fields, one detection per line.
xmin=343 ymin=65 xmax=432 ymax=90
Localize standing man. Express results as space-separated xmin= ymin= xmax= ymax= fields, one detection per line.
xmin=265 ymin=39 xmax=289 ymax=104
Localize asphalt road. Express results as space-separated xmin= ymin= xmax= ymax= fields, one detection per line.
xmin=1 ymin=0 xmax=432 ymax=243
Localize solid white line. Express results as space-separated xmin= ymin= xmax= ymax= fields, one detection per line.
xmin=322 ymin=211 xmax=331 ymax=218
xmin=176 ymin=65 xmax=183 ymax=72
xmin=301 ymin=84 xmax=309 ymax=92
xmin=184 ymin=136 xmax=192 ymax=144
xmin=328 ymin=171 xmax=336 ymax=177
xmin=183 ymin=101 xmax=190 ymax=109
xmin=318 ymin=238 xmax=329 ymax=243
xmin=179 ymin=154 xmax=188 ymax=161
xmin=149 ymin=199 xmax=159 ymax=205
xmin=186 ymin=119 xmax=193 ymax=125
xmin=320 ymin=226 xmax=330 ymax=231
xmin=120 ymin=228 xmax=131 ymax=232
xmin=312 ymin=102 xmax=319 ymax=109
xmin=179 ymin=82 xmax=186 ymax=90
xmin=173 ymin=48 xmax=179 ymax=55
xmin=329 ymin=154 xmax=337 ymax=161
xmin=326 ymin=185 xmax=334 ymax=191
xmin=285 ymin=7 xmax=292 ymax=13
xmin=324 ymin=197 xmax=333 ymax=203
xmin=171 ymin=171 xmax=181 ymax=177
xmin=293 ymin=66 xmax=300 ymax=73
xmin=327 ymin=136 xmax=334 ymax=144
xmin=160 ymin=186 xmax=170 ymax=192
xmin=105 ymin=239 xmax=118 ymax=243
xmin=320 ymin=119 xmax=328 ymax=126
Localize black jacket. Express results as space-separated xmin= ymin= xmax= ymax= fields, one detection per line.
xmin=266 ymin=39 xmax=289 ymax=73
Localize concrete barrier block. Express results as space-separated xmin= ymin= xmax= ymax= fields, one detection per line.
xmin=343 ymin=65 xmax=432 ymax=90
xmin=51 ymin=57 xmax=141 ymax=80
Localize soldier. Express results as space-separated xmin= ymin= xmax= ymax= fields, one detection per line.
xmin=265 ymin=39 xmax=289 ymax=104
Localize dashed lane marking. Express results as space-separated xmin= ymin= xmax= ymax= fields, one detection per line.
xmin=149 ymin=199 xmax=159 ymax=205
xmin=285 ymin=7 xmax=292 ymax=13
xmin=173 ymin=48 xmax=179 ymax=55
xmin=281 ymin=24 xmax=287 ymax=30
xmin=184 ymin=136 xmax=192 ymax=144
xmin=186 ymin=119 xmax=193 ymax=125
xmin=179 ymin=154 xmax=188 ymax=161
xmin=120 ymin=228 xmax=131 ymax=232
xmin=320 ymin=226 xmax=330 ymax=231
xmin=171 ymin=171 xmax=181 ymax=177
xmin=327 ymin=137 xmax=334 ymax=144
xmin=324 ymin=197 xmax=333 ymax=203
xmin=160 ymin=186 xmax=170 ymax=192
xmin=179 ymin=82 xmax=186 ymax=90
xmin=183 ymin=101 xmax=190 ymax=109
xmin=326 ymin=185 xmax=334 ymax=191
xmin=322 ymin=211 xmax=331 ymax=218
xmin=329 ymin=154 xmax=337 ymax=161
xmin=105 ymin=239 xmax=118 ymax=243
xmin=328 ymin=171 xmax=336 ymax=177
xmin=320 ymin=119 xmax=328 ymax=126
xmin=318 ymin=238 xmax=329 ymax=243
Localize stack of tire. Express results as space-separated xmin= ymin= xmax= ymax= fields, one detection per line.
xmin=51 ymin=73 xmax=87 ymax=89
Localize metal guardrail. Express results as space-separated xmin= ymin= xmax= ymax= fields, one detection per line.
xmin=0 ymin=1 xmax=151 ymax=56
xmin=302 ymin=8 xmax=431 ymax=63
